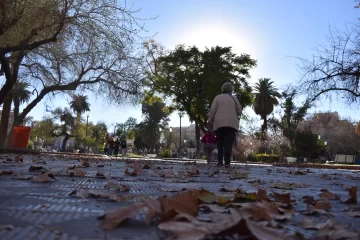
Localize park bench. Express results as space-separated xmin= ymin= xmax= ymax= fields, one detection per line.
xmin=146 ymin=154 xmax=157 ymax=158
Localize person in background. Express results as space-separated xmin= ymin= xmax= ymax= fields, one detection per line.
xmin=201 ymin=130 xmax=217 ymax=164
xmin=208 ymin=82 xmax=242 ymax=168
xmin=114 ymin=138 xmax=120 ymax=157
xmin=108 ymin=138 xmax=115 ymax=156
xmin=120 ymin=138 xmax=127 ymax=159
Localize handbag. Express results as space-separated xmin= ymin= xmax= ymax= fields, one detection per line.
xmin=229 ymin=94 xmax=240 ymax=121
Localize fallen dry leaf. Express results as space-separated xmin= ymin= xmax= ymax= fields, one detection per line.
xmin=161 ymin=187 xmax=185 ymax=192
xmin=302 ymin=217 xmax=330 ymax=230
xmin=314 ymin=201 xmax=332 ymax=211
xmin=104 ymin=181 xmax=130 ymax=192
xmin=68 ymin=169 xmax=86 ymax=177
xmin=229 ymin=171 xmax=248 ymax=180
xmin=194 ymin=189 xmax=218 ymax=204
xmin=82 ymin=161 xmax=90 ymax=167
xmin=219 ymin=187 xmax=240 ymax=192
xmin=233 ymin=192 xmax=257 ymax=203
xmin=70 ymin=189 xmax=126 ymax=202
xmin=28 ymin=165 xmax=46 ymax=172
xmin=142 ymin=163 xmax=150 ymax=169
xmin=159 ymin=191 xmax=199 ymax=221
xmin=344 ymin=208 xmax=360 ymax=217
xmin=256 ymin=189 xmax=270 ymax=201
xmin=0 ymin=224 xmax=14 ymax=230
xmin=0 ymin=170 xmax=13 ymax=175
xmin=200 ymin=204 xmax=229 ymax=213
xmin=303 ymin=204 xmax=329 ymax=215
xmin=12 ymin=174 xmax=33 ymax=180
xmin=164 ymin=178 xmax=189 ymax=183
xmin=31 ymin=172 xmax=56 ymax=183
xmin=302 ymin=196 xmax=315 ymax=205
xmin=14 ymin=156 xmax=23 ymax=162
xmin=343 ymin=186 xmax=357 ymax=204
xmin=100 ymin=199 xmax=162 ymax=230
xmin=319 ymin=189 xmax=338 ymax=200
xmin=96 ymin=170 xmax=105 ymax=178
xmin=271 ymin=183 xmax=296 ymax=190
xmin=273 ymin=192 xmax=293 ymax=204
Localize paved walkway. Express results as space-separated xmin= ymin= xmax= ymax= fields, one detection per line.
xmin=0 ymin=153 xmax=359 ymax=240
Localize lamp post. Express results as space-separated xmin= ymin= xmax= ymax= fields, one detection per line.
xmin=169 ymin=127 xmax=172 ymax=149
xmin=178 ymin=112 xmax=184 ymax=154
xmin=85 ymin=112 xmax=89 ymax=153
xmin=250 ymin=142 xmax=253 ymax=153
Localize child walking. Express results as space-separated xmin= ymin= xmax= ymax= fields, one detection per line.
xmin=201 ymin=131 xmax=217 ymax=163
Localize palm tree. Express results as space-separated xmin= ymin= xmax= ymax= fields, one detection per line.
xmin=69 ymin=94 xmax=91 ymax=123
xmin=12 ymin=82 xmax=32 ymax=120
xmin=69 ymin=94 xmax=90 ymax=147
xmin=253 ymin=78 xmax=281 ymax=150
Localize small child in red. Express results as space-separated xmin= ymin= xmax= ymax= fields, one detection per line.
xmin=201 ymin=131 xmax=217 ymax=163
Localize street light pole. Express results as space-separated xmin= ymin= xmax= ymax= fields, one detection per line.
xmin=178 ymin=112 xmax=184 ymax=154
xmin=169 ymin=127 xmax=172 ymax=150
xmin=85 ymin=112 xmax=89 ymax=153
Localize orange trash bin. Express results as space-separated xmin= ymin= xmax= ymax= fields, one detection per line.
xmin=11 ymin=126 xmax=32 ymax=149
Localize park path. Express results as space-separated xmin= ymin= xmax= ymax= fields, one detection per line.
xmin=0 ymin=153 xmax=359 ymax=240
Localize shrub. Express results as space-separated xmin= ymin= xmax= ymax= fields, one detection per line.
xmin=246 ymin=153 xmax=257 ymax=162
xmin=202 ymin=155 xmax=206 ymax=160
xmin=28 ymin=140 xmax=34 ymax=149
xmin=255 ymin=154 xmax=280 ymax=163
xmin=159 ymin=149 xmax=171 ymax=158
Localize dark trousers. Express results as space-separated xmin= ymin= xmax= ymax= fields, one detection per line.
xmin=216 ymin=127 xmax=236 ymax=165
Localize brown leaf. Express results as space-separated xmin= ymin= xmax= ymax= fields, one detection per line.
xmin=161 ymin=187 xmax=185 ymax=192
xmin=70 ymin=189 xmax=126 ymax=202
xmin=0 ymin=170 xmax=13 ymax=175
xmin=273 ymin=192 xmax=292 ymax=204
xmin=302 ymin=217 xmax=329 ymax=230
xmin=158 ymin=220 xmax=209 ymax=240
xmin=68 ymin=169 xmax=86 ymax=177
xmin=12 ymin=174 xmax=33 ymax=180
xmin=159 ymin=191 xmax=199 ymax=221
xmin=219 ymin=187 xmax=240 ymax=192
xmin=124 ymin=168 xmax=130 ymax=175
xmin=200 ymin=204 xmax=229 ymax=213
xmin=343 ymin=186 xmax=357 ymax=204
xmin=96 ymin=170 xmax=105 ymax=178
xmin=104 ymin=181 xmax=130 ymax=192
xmin=229 ymin=171 xmax=248 ymax=180
xmin=256 ymin=189 xmax=270 ymax=201
xmin=194 ymin=189 xmax=218 ymax=203
xmin=189 ymin=166 xmax=199 ymax=176
xmin=14 ymin=156 xmax=23 ymax=162
xmin=101 ymin=199 xmax=162 ymax=230
xmin=302 ymin=196 xmax=315 ymax=205
xmin=28 ymin=165 xmax=46 ymax=172
xmin=165 ymin=178 xmax=189 ymax=183
xmin=31 ymin=172 xmax=56 ymax=183
xmin=271 ymin=183 xmax=296 ymax=190
xmin=319 ymin=190 xmax=338 ymax=200
xmin=0 ymin=224 xmax=14 ymax=230
xmin=315 ymin=201 xmax=332 ymax=211
xmin=142 ymin=163 xmax=150 ymax=169
xmin=303 ymin=204 xmax=329 ymax=215
xmin=82 ymin=161 xmax=90 ymax=167
xmin=233 ymin=193 xmax=257 ymax=203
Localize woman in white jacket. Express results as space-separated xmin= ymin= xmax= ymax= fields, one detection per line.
xmin=208 ymin=82 xmax=242 ymax=167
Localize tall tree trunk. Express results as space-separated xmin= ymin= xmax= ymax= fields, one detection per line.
xmin=0 ymin=92 xmax=13 ymax=146
xmin=62 ymin=135 xmax=70 ymax=152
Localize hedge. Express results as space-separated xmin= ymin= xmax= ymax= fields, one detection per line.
xmin=255 ymin=154 xmax=280 ymax=163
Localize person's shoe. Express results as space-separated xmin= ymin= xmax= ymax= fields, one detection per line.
xmin=217 ymin=163 xmax=224 ymax=167
xmin=225 ymin=164 xmax=230 ymax=168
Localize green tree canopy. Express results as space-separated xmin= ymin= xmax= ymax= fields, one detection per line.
xmin=144 ymin=42 xmax=257 ymax=128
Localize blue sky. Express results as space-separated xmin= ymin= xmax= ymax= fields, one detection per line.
xmin=24 ymin=0 xmax=359 ymax=131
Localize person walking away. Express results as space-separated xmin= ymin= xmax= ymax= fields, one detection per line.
xmin=208 ymin=82 xmax=242 ymax=168
xmin=201 ymin=130 xmax=217 ymax=164
xmin=114 ymin=138 xmax=120 ymax=157
xmin=121 ymin=138 xmax=127 ymax=159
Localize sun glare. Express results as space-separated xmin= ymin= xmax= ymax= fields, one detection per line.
xmin=180 ymin=21 xmax=257 ymax=56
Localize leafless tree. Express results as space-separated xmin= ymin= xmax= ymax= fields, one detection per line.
xmin=298 ymin=24 xmax=360 ymax=106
